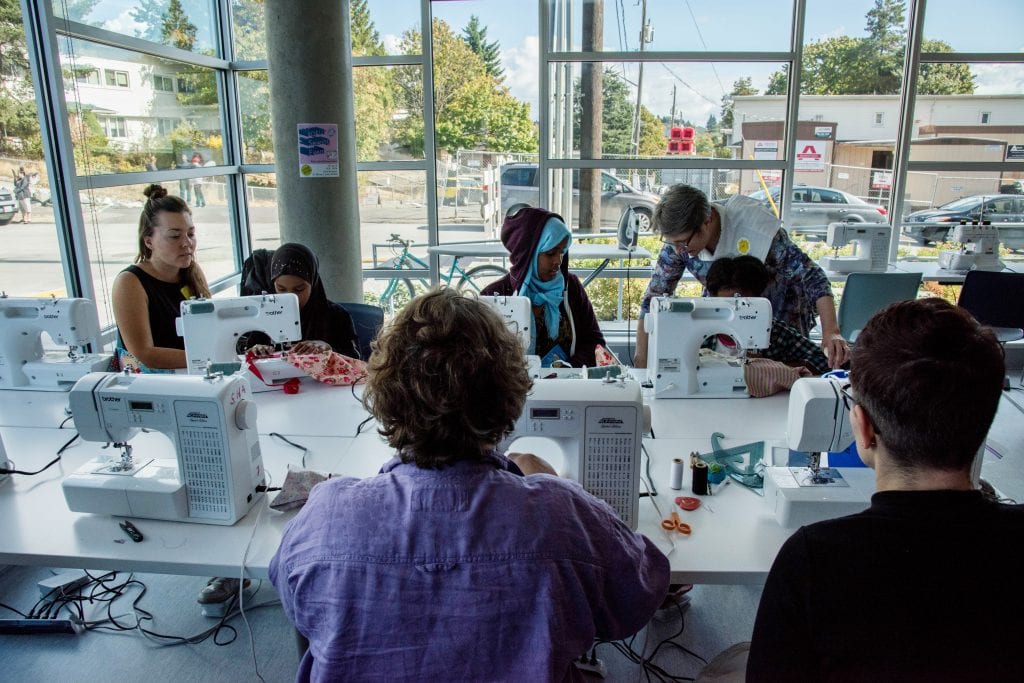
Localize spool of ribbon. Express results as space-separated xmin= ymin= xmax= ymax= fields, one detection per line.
xmin=692 ymin=461 xmax=709 ymax=496
xmin=670 ymin=458 xmax=684 ymax=490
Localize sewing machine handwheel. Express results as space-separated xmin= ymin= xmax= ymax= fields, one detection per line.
xmin=234 ymin=399 xmax=258 ymax=431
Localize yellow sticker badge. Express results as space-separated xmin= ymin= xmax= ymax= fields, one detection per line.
xmin=737 ymin=238 xmax=750 ymax=254
xmin=301 ymin=164 xmax=313 ymax=176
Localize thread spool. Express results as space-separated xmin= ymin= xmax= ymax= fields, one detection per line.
xmin=692 ymin=461 xmax=709 ymax=495
xmin=670 ymin=458 xmax=684 ymax=490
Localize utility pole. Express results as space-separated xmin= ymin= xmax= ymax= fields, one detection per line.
xmin=670 ymin=84 xmax=677 ymax=129
xmin=579 ymin=0 xmax=603 ymax=233
xmin=630 ymin=0 xmax=649 ymax=156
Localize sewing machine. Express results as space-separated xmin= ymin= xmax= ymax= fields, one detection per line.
xmin=0 ymin=296 xmax=112 ymax=391
xmin=763 ymin=377 xmax=875 ymax=528
xmin=62 ymin=371 xmax=266 ymax=525
xmin=176 ymin=294 xmax=303 ymax=390
xmin=938 ymin=223 xmax=1005 ymax=272
xmin=479 ymin=295 xmax=533 ymax=355
xmin=479 ymin=294 xmax=624 ymax=380
xmin=500 ymin=377 xmax=645 ymax=529
xmin=819 ymin=222 xmax=891 ymax=273
xmin=645 ymin=296 xmax=772 ymax=399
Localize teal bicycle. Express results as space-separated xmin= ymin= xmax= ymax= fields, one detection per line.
xmin=377 ymin=234 xmax=508 ymax=313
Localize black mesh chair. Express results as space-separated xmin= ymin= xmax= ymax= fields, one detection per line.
xmin=958 ymin=270 xmax=1024 ymax=388
xmin=342 ymin=302 xmax=384 ymax=361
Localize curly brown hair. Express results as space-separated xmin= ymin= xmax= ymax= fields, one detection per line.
xmin=136 ymin=184 xmax=210 ymax=298
xmin=363 ymin=288 xmax=533 ymax=468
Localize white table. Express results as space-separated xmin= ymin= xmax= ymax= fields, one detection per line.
xmin=891 ymin=260 xmax=1024 ymax=283
xmin=0 ymin=380 xmax=807 ymax=584
xmin=428 ymin=241 xmax=652 ymax=287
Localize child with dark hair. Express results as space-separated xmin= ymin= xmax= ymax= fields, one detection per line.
xmin=706 ymin=255 xmax=831 ymax=375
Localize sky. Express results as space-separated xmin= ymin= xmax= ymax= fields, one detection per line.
xmin=64 ymin=0 xmax=1024 ymax=127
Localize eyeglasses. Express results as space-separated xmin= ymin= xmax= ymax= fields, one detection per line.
xmin=839 ymin=382 xmax=882 ymax=436
xmin=660 ymin=233 xmax=693 ymax=252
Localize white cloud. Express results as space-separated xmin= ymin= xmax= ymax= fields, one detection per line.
xmin=502 ymin=35 xmax=539 ymax=116
xmin=971 ymin=63 xmax=1024 ymax=95
xmin=382 ymin=34 xmax=403 ymax=55
xmin=101 ymin=8 xmax=147 ymax=37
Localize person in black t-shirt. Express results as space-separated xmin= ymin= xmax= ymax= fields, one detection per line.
xmin=112 ymin=184 xmax=211 ymax=371
xmin=747 ymin=298 xmax=1023 ymax=682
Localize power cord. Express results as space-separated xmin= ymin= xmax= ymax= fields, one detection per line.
xmin=269 ymin=432 xmax=309 ymax=468
xmin=0 ymin=433 xmax=76 ymax=475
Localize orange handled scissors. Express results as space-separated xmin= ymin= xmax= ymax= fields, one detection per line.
xmin=661 ymin=511 xmax=692 ymax=535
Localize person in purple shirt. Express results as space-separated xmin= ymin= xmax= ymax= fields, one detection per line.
xmin=270 ymin=288 xmax=670 ymax=682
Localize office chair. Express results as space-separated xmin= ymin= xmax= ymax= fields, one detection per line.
xmin=342 ymin=302 xmax=384 ymax=361
xmin=958 ymin=271 xmax=1024 ymax=389
xmin=837 ymin=272 xmax=923 ymax=343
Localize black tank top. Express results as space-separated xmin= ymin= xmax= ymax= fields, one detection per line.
xmin=119 ymin=264 xmax=189 ymax=350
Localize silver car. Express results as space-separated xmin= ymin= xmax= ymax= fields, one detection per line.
xmin=500 ymin=163 xmax=659 ymax=230
xmin=0 ymin=185 xmax=17 ymax=225
xmin=748 ymin=185 xmax=889 ymax=238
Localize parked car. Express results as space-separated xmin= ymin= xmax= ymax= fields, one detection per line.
xmin=903 ymin=194 xmax=1024 ymax=245
xmin=747 ymin=185 xmax=888 ymax=239
xmin=0 ymin=185 xmax=16 ymax=225
xmin=998 ymin=179 xmax=1023 ymax=195
xmin=499 ymin=163 xmax=660 ymax=230
xmin=440 ymin=176 xmax=482 ymax=206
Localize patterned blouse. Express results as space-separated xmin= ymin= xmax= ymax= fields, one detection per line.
xmin=639 ymin=228 xmax=834 ymax=336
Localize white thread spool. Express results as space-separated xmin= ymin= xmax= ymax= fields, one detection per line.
xmin=670 ymin=457 xmax=684 ymax=490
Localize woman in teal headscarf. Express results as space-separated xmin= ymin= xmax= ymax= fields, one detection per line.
xmin=481 ymin=207 xmax=605 ymax=367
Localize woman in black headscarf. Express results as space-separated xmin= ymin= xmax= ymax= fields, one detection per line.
xmin=247 ymin=242 xmax=360 ymax=359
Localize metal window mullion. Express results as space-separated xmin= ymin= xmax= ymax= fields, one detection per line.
xmin=421 ymin=0 xmax=439 ymax=284
xmin=21 ymin=0 xmax=94 ymax=301
xmin=356 ymin=160 xmax=430 ymax=172
xmin=919 ymin=52 xmax=1024 ymax=64
xmin=538 ymin=0 xmax=551 ymax=212
xmin=353 ymin=54 xmax=424 ymax=67
xmin=889 ymin=0 xmax=928 ymax=263
xmin=907 ymin=161 xmax=1020 ymax=173
xmin=547 ymin=50 xmax=796 ymax=63
xmin=780 ymin=0 xmax=806 ymax=231
xmin=53 ymin=19 xmax=228 ymax=69
xmin=218 ymin=0 xmax=250 ymax=265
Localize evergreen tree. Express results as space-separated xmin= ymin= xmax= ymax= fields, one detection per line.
xmin=162 ymin=0 xmax=197 ymax=51
xmin=720 ymin=77 xmax=758 ymax=130
xmin=351 ymin=0 xmax=384 ymax=56
xmin=706 ymin=113 xmax=718 ymax=132
xmin=462 ymin=15 xmax=503 ymax=82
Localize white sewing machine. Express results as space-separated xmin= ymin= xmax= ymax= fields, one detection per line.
xmin=938 ymin=223 xmax=1005 ymax=272
xmin=500 ymin=378 xmax=644 ymax=529
xmin=176 ymin=294 xmax=303 ymax=390
xmin=479 ymin=294 xmax=624 ymax=380
xmin=62 ymin=371 xmax=266 ymax=525
xmin=819 ymin=222 xmax=891 ymax=273
xmin=0 ymin=296 xmax=112 ymax=391
xmin=762 ymin=377 xmax=874 ymax=528
xmin=645 ymin=296 xmax=772 ymax=399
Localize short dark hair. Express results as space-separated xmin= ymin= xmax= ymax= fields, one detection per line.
xmin=706 ymin=256 xmax=771 ymax=296
xmin=851 ymin=298 xmax=1004 ymax=471
xmin=363 ymin=288 xmax=533 ymax=469
xmin=654 ymin=184 xmax=711 ymax=239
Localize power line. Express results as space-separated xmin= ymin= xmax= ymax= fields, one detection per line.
xmin=659 ymin=62 xmax=721 ymax=108
xmin=683 ymin=0 xmax=727 ymax=98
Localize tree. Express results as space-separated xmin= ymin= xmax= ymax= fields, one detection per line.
xmin=706 ymin=113 xmax=718 ymax=132
xmin=394 ymin=19 xmax=535 ymax=156
xmin=462 ymin=15 xmax=503 ymax=82
xmin=0 ymin=0 xmax=51 ymax=156
xmin=570 ymin=70 xmax=662 ymax=156
xmin=918 ymin=39 xmax=975 ymax=95
xmin=721 ymin=77 xmax=758 ymax=130
xmin=351 ymin=0 xmax=384 ymax=57
xmin=764 ymin=0 xmax=973 ymax=96
xmin=162 ymin=0 xmax=197 ymax=51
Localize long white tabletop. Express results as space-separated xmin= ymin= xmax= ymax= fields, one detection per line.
xmin=0 ymin=379 xmax=811 ymax=584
